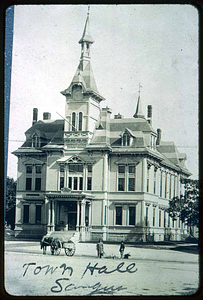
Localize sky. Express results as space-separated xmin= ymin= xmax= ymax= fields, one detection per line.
xmin=6 ymin=4 xmax=198 ymax=180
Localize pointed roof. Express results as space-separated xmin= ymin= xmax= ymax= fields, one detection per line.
xmin=78 ymin=8 xmax=94 ymax=44
xmin=133 ymin=95 xmax=145 ymax=118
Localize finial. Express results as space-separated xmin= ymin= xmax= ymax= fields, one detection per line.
xmin=138 ymin=83 xmax=142 ymax=97
xmin=87 ymin=5 xmax=90 ymax=16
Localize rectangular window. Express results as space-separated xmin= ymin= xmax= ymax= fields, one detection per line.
xmin=35 ymin=178 xmax=41 ymax=191
xmin=79 ymin=177 xmax=83 ymax=190
xmin=88 ymin=165 xmax=92 ymax=173
xmin=23 ymin=205 xmax=29 ymax=223
xmin=73 ymin=177 xmax=78 ymax=190
xmin=35 ymin=205 xmax=41 ymax=223
xmin=68 ymin=177 xmax=72 ymax=189
xmin=69 ymin=164 xmax=83 ymax=173
xmin=26 ymin=178 xmax=32 ymax=191
xmin=168 ymin=214 xmax=170 ymax=227
xmin=179 ymin=218 xmax=180 ymax=228
xmin=116 ymin=206 xmax=122 ymax=225
xmin=129 ymin=166 xmax=135 ymax=174
xmin=118 ymin=165 xmax=125 ymax=174
xmin=174 ymin=176 xmax=176 ymax=197
xmin=36 ymin=165 xmax=42 ymax=174
xmin=154 ymin=170 xmax=156 ymax=194
xmin=129 ymin=206 xmax=135 ymax=225
xmin=169 ymin=175 xmax=172 ymax=199
xmin=118 ymin=178 xmax=125 ymax=191
xmin=164 ymin=211 xmax=166 ymax=227
xmin=147 ymin=168 xmax=149 ymax=192
xmin=145 ymin=207 xmax=148 ymax=226
xmin=159 ymin=210 xmax=161 ymax=227
xmin=87 ymin=177 xmax=92 ymax=190
xmin=26 ymin=165 xmax=32 ymax=174
xmin=60 ymin=177 xmax=64 ymax=190
xmin=128 ymin=178 xmax=135 ymax=191
xmin=160 ymin=172 xmax=162 ymax=197
xmin=165 ymin=173 xmax=167 ymax=198
xmin=153 ymin=208 xmax=156 ymax=226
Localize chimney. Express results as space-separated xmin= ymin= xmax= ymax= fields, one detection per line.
xmin=43 ymin=112 xmax=51 ymax=120
xmin=114 ymin=113 xmax=123 ymax=119
xmin=32 ymin=108 xmax=38 ymax=125
xmin=147 ymin=105 xmax=152 ymax=125
xmin=156 ymin=128 xmax=162 ymax=145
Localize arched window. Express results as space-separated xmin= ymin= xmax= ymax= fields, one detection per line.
xmin=72 ymin=112 xmax=76 ymax=131
xmin=78 ymin=112 xmax=83 ymax=131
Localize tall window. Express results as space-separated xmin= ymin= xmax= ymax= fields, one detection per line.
xmin=118 ymin=165 xmax=135 ymax=191
xmin=23 ymin=205 xmax=29 ymax=223
xmin=154 ymin=168 xmax=156 ymax=194
xmin=153 ymin=208 xmax=156 ymax=226
xmin=129 ymin=206 xmax=136 ymax=225
xmin=147 ymin=167 xmax=150 ymax=192
xmin=128 ymin=165 xmax=135 ymax=191
xmin=159 ymin=210 xmax=162 ymax=227
xmin=160 ymin=171 xmax=162 ymax=197
xmin=87 ymin=164 xmax=92 ymax=191
xmin=60 ymin=164 xmax=65 ymax=190
xmin=168 ymin=214 xmax=170 ymax=227
xmin=165 ymin=173 xmax=167 ymax=198
xmin=174 ymin=176 xmax=176 ymax=197
xmin=116 ymin=206 xmax=122 ymax=225
xmin=145 ymin=207 xmax=149 ymax=226
xmin=118 ymin=165 xmax=125 ymax=191
xmin=35 ymin=165 xmax=42 ymax=191
xmin=35 ymin=205 xmax=42 ymax=224
xmin=35 ymin=178 xmax=41 ymax=191
xmin=68 ymin=164 xmax=83 ymax=190
xmin=72 ymin=112 xmax=76 ymax=131
xmin=169 ymin=175 xmax=172 ymax=199
xmin=78 ymin=112 xmax=83 ymax=131
xmin=32 ymin=134 xmax=40 ymax=148
xmin=26 ymin=165 xmax=32 ymax=191
xmin=26 ymin=178 xmax=32 ymax=191
xmin=122 ymin=133 xmax=131 ymax=146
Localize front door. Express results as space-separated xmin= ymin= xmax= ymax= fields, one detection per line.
xmin=57 ymin=201 xmax=77 ymax=231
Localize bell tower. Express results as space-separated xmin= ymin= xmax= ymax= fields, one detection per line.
xmin=61 ymin=7 xmax=105 ymax=148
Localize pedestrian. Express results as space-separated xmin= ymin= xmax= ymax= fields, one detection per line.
xmin=96 ymin=239 xmax=104 ymax=258
xmin=119 ymin=241 xmax=125 ymax=258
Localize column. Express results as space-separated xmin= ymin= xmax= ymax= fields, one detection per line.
xmin=51 ymin=200 xmax=55 ymax=231
xmin=83 ymin=165 xmax=87 ymax=190
xmin=103 ymin=152 xmax=108 ymax=191
xmin=88 ymin=202 xmax=92 ymax=227
xmin=81 ymin=200 xmax=86 ymax=241
xmin=76 ymin=201 xmax=80 ymax=232
xmin=47 ymin=199 xmax=51 ymax=232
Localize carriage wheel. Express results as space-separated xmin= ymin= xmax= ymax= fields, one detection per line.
xmin=64 ymin=241 xmax=76 ymax=256
xmin=50 ymin=239 xmax=62 ymax=256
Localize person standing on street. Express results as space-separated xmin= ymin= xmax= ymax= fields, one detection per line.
xmin=119 ymin=241 xmax=125 ymax=258
xmin=96 ymin=239 xmax=104 ymax=258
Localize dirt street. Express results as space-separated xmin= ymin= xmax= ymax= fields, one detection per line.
xmin=4 ymin=241 xmax=199 ymax=296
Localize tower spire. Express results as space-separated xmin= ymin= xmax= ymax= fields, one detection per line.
xmin=79 ymin=5 xmax=94 ymax=61
xmin=133 ymin=83 xmax=145 ymax=118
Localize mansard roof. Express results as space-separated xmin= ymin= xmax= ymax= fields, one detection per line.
xmin=22 ymin=119 xmax=64 ymax=148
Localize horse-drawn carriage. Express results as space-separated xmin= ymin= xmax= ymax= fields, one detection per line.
xmin=40 ymin=233 xmax=76 ymax=256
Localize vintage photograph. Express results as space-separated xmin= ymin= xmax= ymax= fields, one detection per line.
xmin=5 ymin=4 xmax=199 ymax=296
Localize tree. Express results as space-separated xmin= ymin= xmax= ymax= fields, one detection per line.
xmin=6 ymin=177 xmax=17 ymax=230
xmin=167 ymin=179 xmax=199 ymax=236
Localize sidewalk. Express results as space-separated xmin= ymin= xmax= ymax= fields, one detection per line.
xmin=5 ymin=241 xmax=198 ymax=264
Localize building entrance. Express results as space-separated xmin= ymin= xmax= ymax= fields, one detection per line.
xmin=57 ymin=201 xmax=77 ymax=231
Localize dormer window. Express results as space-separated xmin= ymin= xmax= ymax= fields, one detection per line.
xmin=32 ymin=134 xmax=41 ymax=148
xmin=121 ymin=129 xmax=133 ymax=146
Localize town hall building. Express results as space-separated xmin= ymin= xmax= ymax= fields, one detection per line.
xmin=13 ymin=9 xmax=191 ymax=242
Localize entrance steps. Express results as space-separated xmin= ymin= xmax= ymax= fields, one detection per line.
xmin=48 ymin=230 xmax=80 ymax=242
